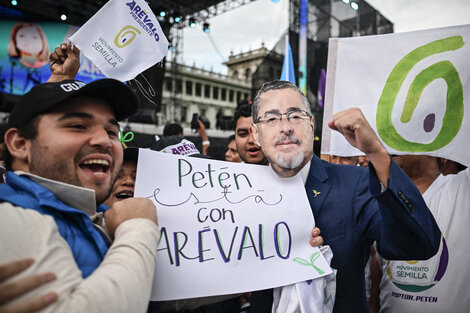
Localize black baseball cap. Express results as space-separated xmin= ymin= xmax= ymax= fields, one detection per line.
xmin=8 ymin=79 xmax=139 ymax=127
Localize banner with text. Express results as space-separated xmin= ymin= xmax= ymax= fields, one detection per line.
xmin=70 ymin=0 xmax=168 ymax=81
xmin=322 ymin=24 xmax=470 ymax=166
xmin=134 ymin=150 xmax=332 ymax=301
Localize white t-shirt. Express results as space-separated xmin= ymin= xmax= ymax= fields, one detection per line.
xmin=378 ymin=168 xmax=470 ymax=313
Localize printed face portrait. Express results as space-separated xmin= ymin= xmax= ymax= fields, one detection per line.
xmin=252 ymin=88 xmax=315 ymax=177
xmin=8 ymin=23 xmax=50 ymax=68
xmin=15 ymin=26 xmax=44 ymax=55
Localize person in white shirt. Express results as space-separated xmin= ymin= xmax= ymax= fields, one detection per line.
xmin=373 ymin=155 xmax=469 ymax=313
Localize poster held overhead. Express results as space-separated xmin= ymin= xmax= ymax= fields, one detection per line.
xmin=322 ymin=24 xmax=470 ymax=167
xmin=70 ymin=0 xmax=169 ymax=82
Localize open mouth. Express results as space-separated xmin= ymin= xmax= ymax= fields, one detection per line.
xmin=80 ymin=159 xmax=110 ymax=176
xmin=115 ymin=190 xmax=134 ymax=200
xmin=247 ymin=147 xmax=260 ymax=155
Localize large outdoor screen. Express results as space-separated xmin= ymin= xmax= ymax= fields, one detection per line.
xmin=0 ymin=20 xmax=105 ymax=95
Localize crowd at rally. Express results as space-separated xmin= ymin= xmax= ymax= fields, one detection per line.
xmin=0 ymin=38 xmax=467 ymax=313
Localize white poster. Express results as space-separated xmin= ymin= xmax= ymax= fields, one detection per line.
xmin=322 ymin=24 xmax=470 ymax=166
xmin=70 ymin=0 xmax=168 ymax=81
xmin=134 ymin=149 xmax=332 ymax=301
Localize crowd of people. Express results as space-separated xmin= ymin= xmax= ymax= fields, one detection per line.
xmin=0 ymin=39 xmax=465 ymax=313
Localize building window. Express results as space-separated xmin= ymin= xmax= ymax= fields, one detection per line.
xmin=185 ymin=81 xmax=193 ymax=95
xmin=229 ymin=90 xmax=234 ymax=103
xmin=244 ymin=93 xmax=249 ymax=100
xmin=213 ymin=86 xmax=219 ymax=100
xmin=175 ymin=79 xmax=182 ymax=94
xmin=180 ymin=106 xmax=187 ymax=122
xmin=221 ymin=88 xmax=227 ymax=101
xmin=165 ymin=78 xmax=172 ymax=91
xmin=233 ymin=70 xmax=238 ymax=79
xmin=204 ymin=85 xmax=211 ymax=98
xmin=236 ymin=91 xmax=241 ymax=103
xmin=195 ymin=83 xmax=202 ymax=97
xmin=245 ymin=68 xmax=251 ymax=80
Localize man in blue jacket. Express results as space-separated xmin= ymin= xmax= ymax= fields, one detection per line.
xmin=250 ymin=80 xmax=440 ymax=313
xmin=0 ymin=73 xmax=160 ymax=312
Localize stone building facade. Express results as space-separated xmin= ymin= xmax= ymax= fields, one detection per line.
xmin=159 ymin=44 xmax=283 ymax=130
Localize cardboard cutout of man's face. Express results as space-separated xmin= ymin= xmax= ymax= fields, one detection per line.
xmin=252 ymin=88 xmax=315 ymax=177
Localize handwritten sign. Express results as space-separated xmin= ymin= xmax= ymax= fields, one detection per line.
xmin=134 ymin=149 xmax=332 ymax=301
xmin=322 ymin=24 xmax=470 ymax=166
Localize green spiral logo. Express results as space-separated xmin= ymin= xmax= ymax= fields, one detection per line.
xmin=376 ymin=36 xmax=465 ymax=152
xmin=114 ymin=25 xmax=141 ymax=48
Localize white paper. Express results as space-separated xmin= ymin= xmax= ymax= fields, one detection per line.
xmin=134 ymin=149 xmax=332 ymax=301
xmin=70 ymin=0 xmax=168 ymax=81
xmin=322 ymin=24 xmax=470 ymax=166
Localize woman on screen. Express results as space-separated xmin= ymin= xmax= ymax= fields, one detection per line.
xmin=8 ymin=23 xmax=50 ymax=69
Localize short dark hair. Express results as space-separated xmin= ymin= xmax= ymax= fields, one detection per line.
xmin=228 ymin=134 xmax=236 ymax=143
xmin=163 ymin=123 xmax=183 ymax=137
xmin=252 ymin=80 xmax=312 ymax=123
xmin=233 ymin=104 xmax=252 ymax=130
xmin=3 ymin=116 xmax=40 ymax=171
xmin=0 ymin=124 xmax=9 ymax=144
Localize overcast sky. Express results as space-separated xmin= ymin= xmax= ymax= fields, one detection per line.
xmin=179 ymin=0 xmax=470 ymax=74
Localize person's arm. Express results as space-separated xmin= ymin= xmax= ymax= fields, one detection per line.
xmin=349 ymin=158 xmax=440 ymax=261
xmin=328 ymin=107 xmax=390 ymax=187
xmin=46 ymin=43 xmax=80 ymax=83
xmin=0 ymin=259 xmax=57 ymax=313
xmin=374 ymin=160 xmax=440 ymax=259
xmin=328 ymin=108 xmax=439 ymax=258
xmin=196 ymin=120 xmax=210 ymax=156
xmin=0 ymin=199 xmax=160 ymax=313
xmin=368 ymin=246 xmax=382 ymax=313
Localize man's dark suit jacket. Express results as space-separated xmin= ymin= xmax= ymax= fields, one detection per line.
xmin=251 ymin=155 xmax=440 ymax=313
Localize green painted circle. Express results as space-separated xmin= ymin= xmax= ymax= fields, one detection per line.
xmin=376 ymin=36 xmax=465 ymax=152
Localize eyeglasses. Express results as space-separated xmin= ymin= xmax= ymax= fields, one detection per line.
xmin=255 ymin=109 xmax=312 ymax=126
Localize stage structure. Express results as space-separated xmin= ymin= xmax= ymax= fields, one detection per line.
xmin=285 ymin=0 xmax=393 ymax=153
xmin=0 ymin=0 xmax=257 ymax=28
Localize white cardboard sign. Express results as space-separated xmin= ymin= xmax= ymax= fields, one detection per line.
xmin=134 ymin=149 xmax=332 ymax=301
xmin=322 ymin=24 xmax=470 ymax=166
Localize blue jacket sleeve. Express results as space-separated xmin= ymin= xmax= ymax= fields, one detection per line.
xmin=361 ymin=158 xmax=441 ymax=260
